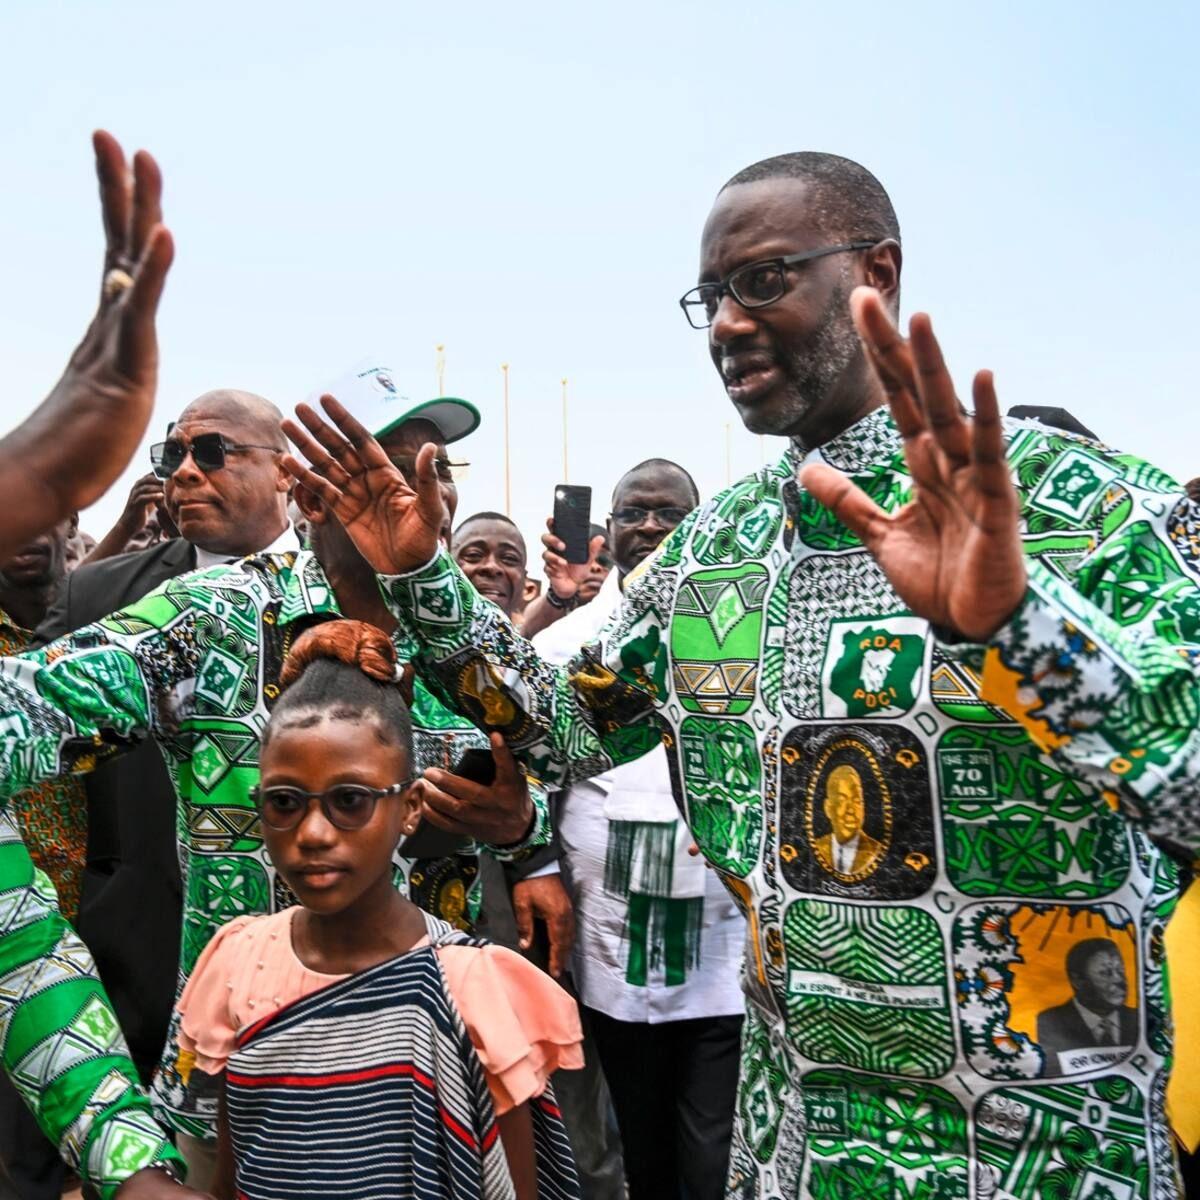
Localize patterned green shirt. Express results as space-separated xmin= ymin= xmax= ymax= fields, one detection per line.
xmin=382 ymin=409 xmax=1199 ymax=1200
xmin=0 ymin=815 xmax=181 ymax=1195
xmin=0 ymin=549 xmax=547 ymax=1139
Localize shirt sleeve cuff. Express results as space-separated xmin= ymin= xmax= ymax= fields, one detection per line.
xmin=483 ymin=782 xmax=551 ymax=861
xmin=961 ymin=560 xmax=1194 ymax=791
xmin=82 ymin=1100 xmax=186 ymax=1200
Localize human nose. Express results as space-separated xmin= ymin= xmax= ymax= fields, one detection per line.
xmin=169 ymin=446 xmax=204 ymax=486
xmin=708 ymin=290 xmax=758 ymax=347
xmin=294 ymin=798 xmax=338 ymax=847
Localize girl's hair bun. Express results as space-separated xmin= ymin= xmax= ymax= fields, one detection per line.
xmin=279 ymin=619 xmax=397 ymax=691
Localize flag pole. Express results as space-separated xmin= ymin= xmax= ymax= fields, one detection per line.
xmin=435 ymin=344 xmax=445 ymax=394
xmin=502 ymin=363 xmax=511 ymax=516
xmin=561 ymin=378 xmax=569 ymax=482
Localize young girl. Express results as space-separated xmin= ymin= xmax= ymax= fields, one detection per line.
xmin=176 ymin=620 xmax=583 ymax=1199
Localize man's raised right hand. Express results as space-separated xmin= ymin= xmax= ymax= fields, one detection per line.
xmin=282 ymin=395 xmax=447 ymax=574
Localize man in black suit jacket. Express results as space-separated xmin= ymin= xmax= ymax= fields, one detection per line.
xmin=2 ymin=387 xmax=294 ymax=1199
xmin=1037 ymin=937 xmax=1138 ymax=1075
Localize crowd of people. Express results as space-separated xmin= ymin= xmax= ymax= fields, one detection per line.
xmin=0 ymin=129 xmax=1197 ymax=1200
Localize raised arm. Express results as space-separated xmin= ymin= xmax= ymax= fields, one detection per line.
xmin=804 ymin=287 xmax=1200 ymax=852
xmin=282 ymin=398 xmax=674 ymax=789
xmin=0 ymin=131 xmax=173 ymax=561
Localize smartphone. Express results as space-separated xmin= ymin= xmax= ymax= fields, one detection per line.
xmin=553 ymin=484 xmax=592 ymax=564
xmin=398 ymin=747 xmax=496 ymax=859
xmin=453 ymin=747 xmax=497 ymax=787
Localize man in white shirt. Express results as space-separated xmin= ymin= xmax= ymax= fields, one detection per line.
xmin=533 ymin=458 xmax=746 ymax=1200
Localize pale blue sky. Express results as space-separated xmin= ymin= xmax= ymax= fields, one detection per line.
xmin=2 ymin=0 xmax=1197 ymax=563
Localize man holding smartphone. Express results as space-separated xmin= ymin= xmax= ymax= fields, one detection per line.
xmin=532 ymin=459 xmax=746 ymax=1200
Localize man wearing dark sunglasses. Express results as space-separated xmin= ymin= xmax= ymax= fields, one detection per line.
xmin=150 ymin=389 xmax=293 ymax=559
xmin=0 ymin=363 xmax=550 ymax=1190
xmin=3 ymin=387 xmax=300 ymax=1197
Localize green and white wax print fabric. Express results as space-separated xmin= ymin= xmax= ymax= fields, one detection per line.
xmin=383 ymin=408 xmax=1200 ymax=1200
xmin=0 ymin=549 xmax=549 ymax=1140
xmin=0 ymin=809 xmax=182 ymax=1196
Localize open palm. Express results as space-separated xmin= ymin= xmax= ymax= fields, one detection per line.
xmin=802 ymin=289 xmax=1027 ymax=643
xmin=282 ymin=396 xmax=446 ymax=574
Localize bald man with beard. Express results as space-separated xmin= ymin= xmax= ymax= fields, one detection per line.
xmin=2 ymin=388 xmax=296 ymax=1199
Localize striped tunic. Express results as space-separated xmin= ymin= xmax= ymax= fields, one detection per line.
xmin=226 ymin=921 xmax=580 ymax=1199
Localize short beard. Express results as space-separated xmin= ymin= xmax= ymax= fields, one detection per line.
xmin=777 ymin=274 xmax=862 ymax=446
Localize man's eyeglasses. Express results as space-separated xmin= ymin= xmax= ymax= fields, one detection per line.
xmin=251 ymin=781 xmax=413 ymax=832
xmin=611 ymin=506 xmax=691 ymax=528
xmin=678 ymin=241 xmax=878 ymax=330
xmin=389 ymin=454 xmax=470 ymax=484
xmin=150 ymin=432 xmax=282 ymax=480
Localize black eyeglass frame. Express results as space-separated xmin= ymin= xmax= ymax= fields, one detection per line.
xmin=149 ymin=432 xmax=283 ymax=480
xmin=609 ymin=505 xmax=692 ymax=528
xmin=678 ymin=240 xmax=880 ymax=329
xmin=250 ymin=780 xmax=414 ymax=832
xmin=387 ymin=453 xmax=471 ymax=484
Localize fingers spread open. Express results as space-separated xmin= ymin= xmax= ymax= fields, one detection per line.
xmin=850 ymin=289 xmax=924 ymax=439
xmin=319 ymin=395 xmax=393 ymax=471
xmin=851 ymin=288 xmax=913 ymax=390
xmin=970 ymin=371 xmax=1019 ymax=527
xmin=909 ymin=313 xmax=970 ymax=465
xmin=414 ymin=442 xmax=446 ymax=521
xmin=294 ymin=401 xmax=364 ymax=475
xmin=800 ymin=463 xmax=886 ymax=547
xmin=279 ymin=454 xmax=346 ymax=507
xmin=282 ymin=417 xmax=353 ymax=487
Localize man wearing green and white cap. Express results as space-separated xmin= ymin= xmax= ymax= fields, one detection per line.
xmin=0 ymin=362 xmax=548 ymax=1188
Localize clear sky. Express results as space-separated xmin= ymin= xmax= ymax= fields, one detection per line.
xmin=2 ymin=0 xmax=1197 ymax=569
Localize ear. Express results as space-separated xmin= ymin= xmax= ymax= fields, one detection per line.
xmin=291 ymin=482 xmax=330 ymax=525
xmin=399 ymin=778 xmax=423 ymax=834
xmin=274 ymin=454 xmax=293 ymax=495
xmin=864 ymin=239 xmax=902 ymax=312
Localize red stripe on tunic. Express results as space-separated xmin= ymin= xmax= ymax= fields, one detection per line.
xmin=226 ymin=1060 xmax=496 ymax=1153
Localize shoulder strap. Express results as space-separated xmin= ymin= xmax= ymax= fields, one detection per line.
xmin=422 ymin=910 xmax=488 ymax=949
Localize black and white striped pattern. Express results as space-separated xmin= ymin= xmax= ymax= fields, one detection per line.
xmin=226 ymin=920 xmax=580 ymax=1199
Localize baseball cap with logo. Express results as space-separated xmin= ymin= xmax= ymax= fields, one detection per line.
xmin=314 ymin=360 xmax=481 ymax=444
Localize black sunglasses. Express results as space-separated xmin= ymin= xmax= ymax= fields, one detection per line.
xmin=251 ymin=781 xmax=413 ymax=832
xmin=150 ymin=432 xmax=282 ymax=480
xmin=679 ymin=241 xmax=878 ymax=329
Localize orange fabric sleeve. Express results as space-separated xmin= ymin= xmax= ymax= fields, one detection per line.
xmin=437 ymin=943 xmax=584 ymax=1115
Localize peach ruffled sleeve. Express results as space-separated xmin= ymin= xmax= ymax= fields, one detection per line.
xmin=437 ymin=944 xmax=584 ymax=1115
xmin=175 ymin=915 xmax=257 ymax=1075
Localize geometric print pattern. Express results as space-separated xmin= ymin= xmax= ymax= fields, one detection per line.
xmin=385 ymin=407 xmax=1199 ymax=1198
xmin=0 ymin=809 xmax=182 ymax=1195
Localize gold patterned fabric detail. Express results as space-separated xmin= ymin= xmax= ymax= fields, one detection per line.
xmin=0 ymin=610 xmax=87 ymax=921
